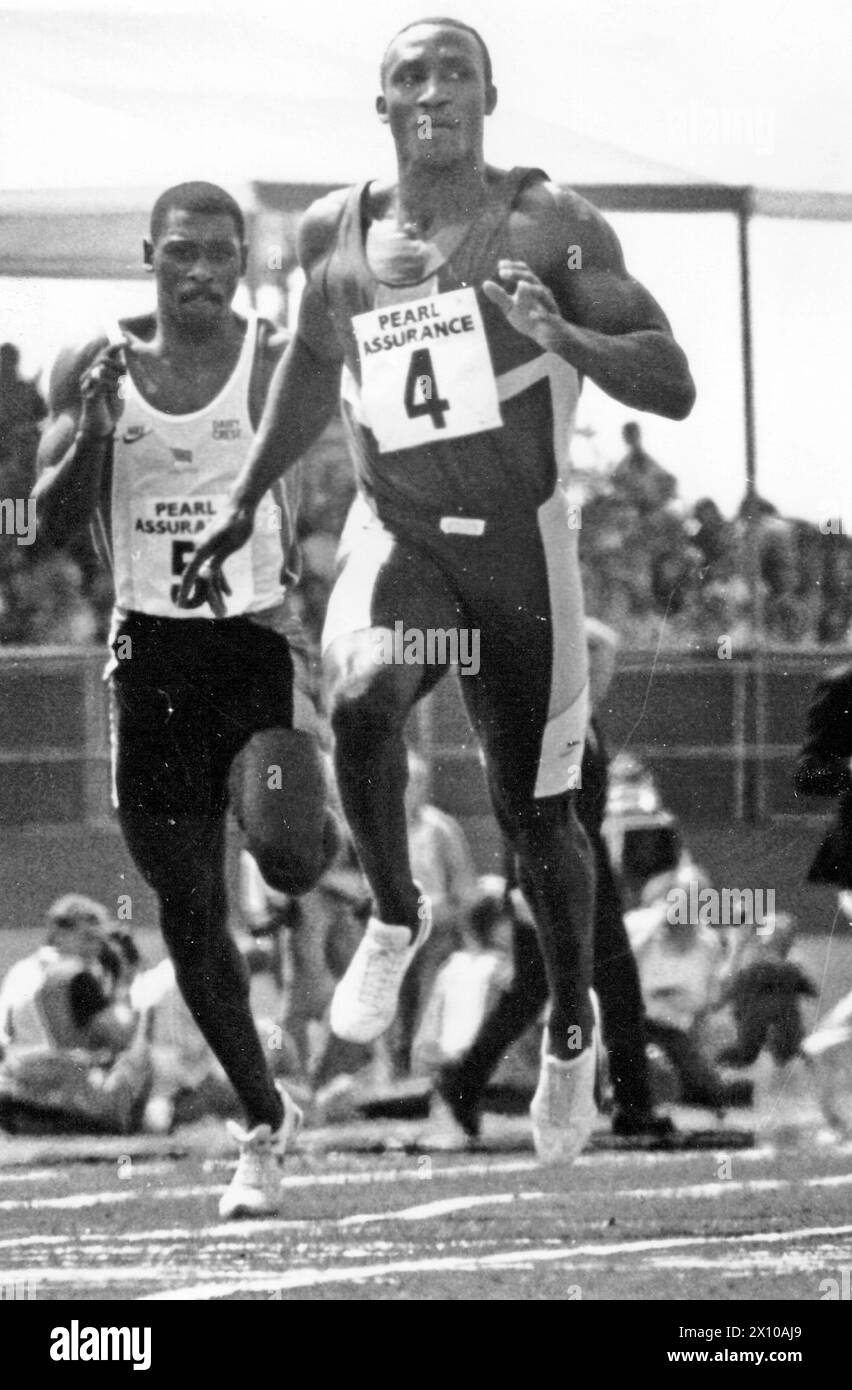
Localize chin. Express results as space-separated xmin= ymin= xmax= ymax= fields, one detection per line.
xmin=177 ymin=305 xmax=224 ymax=338
xmin=414 ymin=140 xmax=467 ymax=169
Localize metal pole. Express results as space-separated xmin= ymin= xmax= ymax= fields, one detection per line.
xmin=738 ymin=192 xmax=767 ymax=820
xmin=738 ymin=192 xmax=757 ymax=498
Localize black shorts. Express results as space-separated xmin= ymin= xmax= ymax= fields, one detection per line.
xmin=109 ymin=612 xmax=294 ymax=819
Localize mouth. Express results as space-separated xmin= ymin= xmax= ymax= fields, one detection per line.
xmin=179 ymin=289 xmax=223 ymax=306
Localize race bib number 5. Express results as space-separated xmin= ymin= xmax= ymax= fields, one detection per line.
xmin=352 ymin=287 xmax=502 ymax=453
xmin=131 ymin=494 xmax=256 ymax=614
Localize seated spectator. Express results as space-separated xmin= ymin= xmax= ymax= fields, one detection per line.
xmin=802 ymin=983 xmax=852 ymax=1135
xmin=0 ymin=895 xmax=151 ymax=1134
xmin=626 ymin=866 xmax=752 ymax=1109
xmin=717 ymin=913 xmax=816 ymax=1067
xmin=394 ymin=749 xmax=478 ymax=1075
xmin=412 ymin=878 xmax=513 ymax=1079
xmin=129 ymin=953 xmax=235 ymax=1132
xmin=611 ymin=421 xmax=677 ymax=514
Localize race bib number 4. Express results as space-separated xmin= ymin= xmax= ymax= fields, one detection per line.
xmin=352 ymin=287 xmax=502 ymax=453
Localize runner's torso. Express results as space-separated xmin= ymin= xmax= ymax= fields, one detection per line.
xmin=316 ymin=167 xmax=581 ymax=527
xmin=96 ymin=313 xmax=300 ymax=620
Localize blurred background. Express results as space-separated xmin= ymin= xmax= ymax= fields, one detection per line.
xmin=1 ymin=0 xmax=851 ymax=934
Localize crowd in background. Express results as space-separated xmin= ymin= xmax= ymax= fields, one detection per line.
xmin=1 ymin=340 xmax=851 ymax=652
xmin=1 ymin=837 xmax=837 ymax=1138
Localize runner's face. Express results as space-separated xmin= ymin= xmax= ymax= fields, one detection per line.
xmin=378 ymin=25 xmax=495 ymax=166
xmin=151 ymin=210 xmax=244 ymax=335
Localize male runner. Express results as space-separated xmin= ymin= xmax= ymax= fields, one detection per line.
xmin=33 ymin=182 xmax=338 ymax=1216
xmin=182 ymin=19 xmax=695 ymax=1162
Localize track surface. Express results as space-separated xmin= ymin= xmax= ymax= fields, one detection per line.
xmin=2 ymin=1114 xmax=851 ymax=1302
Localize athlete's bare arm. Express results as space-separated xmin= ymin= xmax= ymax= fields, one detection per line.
xmin=177 ymin=193 xmax=346 ymax=606
xmin=32 ymin=336 xmax=124 ymax=546
xmin=485 ymin=183 xmax=696 ymax=420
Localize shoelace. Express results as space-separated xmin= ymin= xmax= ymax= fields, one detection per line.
xmin=356 ymin=943 xmax=407 ymax=1009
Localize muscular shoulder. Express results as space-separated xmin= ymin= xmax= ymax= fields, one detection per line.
xmin=512 ymin=179 xmax=624 ymax=274
xmin=47 ymin=329 xmax=110 ymax=417
xmin=296 ymin=186 xmax=351 ymax=275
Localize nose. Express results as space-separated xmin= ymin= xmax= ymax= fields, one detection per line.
xmin=189 ymin=252 xmax=215 ymax=280
xmin=418 ymin=71 xmax=451 ymax=107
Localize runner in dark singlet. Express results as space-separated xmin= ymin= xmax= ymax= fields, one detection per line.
xmin=181 ymin=20 xmax=695 ymax=1162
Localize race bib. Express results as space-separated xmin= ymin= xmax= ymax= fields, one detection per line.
xmin=130 ymin=493 xmax=257 ymax=615
xmin=352 ymin=287 xmax=503 ymax=453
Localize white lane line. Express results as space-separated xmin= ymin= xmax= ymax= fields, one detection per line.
xmin=0 ymin=1184 xmax=216 ymax=1213
xmin=340 ymin=1193 xmax=517 ymax=1226
xmin=0 ymin=1266 xmax=230 ymax=1288
xmin=142 ymin=1220 xmax=852 ymax=1299
xmin=0 ymin=1159 xmax=540 ymax=1211
xmin=2 ymin=1164 xmax=851 ymax=1224
xmin=328 ymin=1169 xmax=852 ymax=1228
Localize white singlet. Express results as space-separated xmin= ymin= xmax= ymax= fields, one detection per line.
xmin=97 ymin=313 xmax=298 ymax=620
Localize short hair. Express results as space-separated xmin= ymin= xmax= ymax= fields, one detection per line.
xmin=380 ymin=17 xmax=493 ymax=89
xmin=48 ymin=894 xmax=111 ymax=932
xmin=149 ymin=181 xmax=245 ymax=245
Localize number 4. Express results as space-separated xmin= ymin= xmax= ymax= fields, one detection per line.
xmin=404 ymin=349 xmax=449 ymax=430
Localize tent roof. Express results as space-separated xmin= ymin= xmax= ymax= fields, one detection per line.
xmin=3 ymin=181 xmax=851 ymax=281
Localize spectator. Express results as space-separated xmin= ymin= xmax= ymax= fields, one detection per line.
xmin=412 ymin=877 xmax=513 ymax=1079
xmin=129 ymin=952 xmax=235 ymax=1133
xmin=394 ymin=749 xmax=478 ymax=1074
xmin=611 ymin=421 xmax=677 ymax=514
xmin=0 ymin=342 xmax=46 ymax=496
xmin=717 ymin=913 xmax=816 ymax=1067
xmin=626 ymin=866 xmax=753 ymax=1109
xmin=0 ymin=895 xmax=151 ymax=1134
xmin=691 ymin=498 xmax=736 ymax=582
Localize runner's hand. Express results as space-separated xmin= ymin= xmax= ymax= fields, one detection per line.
xmin=482 ymin=260 xmax=565 ymax=350
xmin=79 ymin=344 xmax=126 ymax=438
xmin=176 ymin=505 xmax=254 ymax=615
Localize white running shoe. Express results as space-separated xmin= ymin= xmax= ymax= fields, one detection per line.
xmin=218 ymin=1084 xmax=302 ymax=1221
xmin=330 ymin=901 xmax=432 ymax=1044
xmin=530 ymin=1001 xmax=601 ymax=1165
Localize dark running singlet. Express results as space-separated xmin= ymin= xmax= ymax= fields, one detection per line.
xmin=315 ymin=168 xmax=581 ymax=528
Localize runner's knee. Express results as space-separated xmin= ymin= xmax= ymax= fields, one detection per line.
xmin=328 ymin=666 xmax=412 ymax=744
xmin=248 ymin=808 xmax=341 ymax=897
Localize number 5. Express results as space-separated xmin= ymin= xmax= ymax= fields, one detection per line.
xmin=170 ymin=539 xmax=205 ymax=607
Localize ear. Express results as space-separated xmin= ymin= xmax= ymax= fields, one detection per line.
xmin=143 ymin=238 xmax=154 ymax=269
xmin=240 ymin=244 xmax=249 ymax=276
xmin=376 ymin=93 xmax=390 ymax=124
xmin=485 ymin=83 xmax=498 ymax=117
